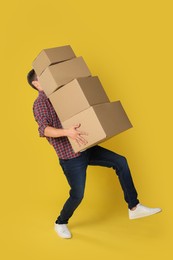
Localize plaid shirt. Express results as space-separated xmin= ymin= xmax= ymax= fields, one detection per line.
xmin=33 ymin=91 xmax=81 ymax=159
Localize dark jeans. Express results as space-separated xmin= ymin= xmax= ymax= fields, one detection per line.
xmin=55 ymin=145 xmax=139 ymax=224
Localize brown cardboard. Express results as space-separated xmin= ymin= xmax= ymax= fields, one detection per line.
xmin=49 ymin=76 xmax=110 ymax=121
xmin=39 ymin=57 xmax=91 ymax=96
xmin=62 ymin=101 xmax=133 ymax=153
xmin=32 ymin=45 xmax=76 ymax=76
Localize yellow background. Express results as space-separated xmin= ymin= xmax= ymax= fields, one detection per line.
xmin=1 ymin=0 xmax=173 ymax=259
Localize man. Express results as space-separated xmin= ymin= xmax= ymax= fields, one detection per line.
xmin=27 ymin=69 xmax=162 ymax=239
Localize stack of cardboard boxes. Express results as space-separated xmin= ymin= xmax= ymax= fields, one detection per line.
xmin=32 ymin=45 xmax=132 ymax=152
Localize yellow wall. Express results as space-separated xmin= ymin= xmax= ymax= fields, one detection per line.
xmin=1 ymin=0 xmax=173 ymax=259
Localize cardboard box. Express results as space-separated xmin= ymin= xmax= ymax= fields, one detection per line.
xmin=49 ymin=76 xmax=110 ymax=121
xmin=32 ymin=45 xmax=76 ymax=76
xmin=39 ymin=57 xmax=91 ymax=96
xmin=62 ymin=101 xmax=133 ymax=153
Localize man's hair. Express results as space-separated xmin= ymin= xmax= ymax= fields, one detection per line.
xmin=27 ymin=69 xmax=38 ymax=90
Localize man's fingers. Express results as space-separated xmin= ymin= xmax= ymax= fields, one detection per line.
xmin=70 ymin=123 xmax=88 ymax=147
xmin=76 ymin=130 xmax=88 ymax=136
xmin=75 ymin=135 xmax=88 ymax=146
xmin=73 ymin=123 xmax=88 ymax=136
xmin=73 ymin=123 xmax=81 ymax=129
xmin=78 ymin=136 xmax=88 ymax=145
xmin=75 ymin=138 xmax=81 ymax=147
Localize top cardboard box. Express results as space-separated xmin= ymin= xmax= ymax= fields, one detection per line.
xmin=39 ymin=57 xmax=91 ymax=96
xmin=32 ymin=45 xmax=76 ymax=76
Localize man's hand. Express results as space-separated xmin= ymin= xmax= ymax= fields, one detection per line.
xmin=44 ymin=124 xmax=88 ymax=147
xmin=66 ymin=123 xmax=88 ymax=147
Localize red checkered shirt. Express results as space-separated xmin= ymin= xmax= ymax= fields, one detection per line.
xmin=33 ymin=91 xmax=81 ymax=159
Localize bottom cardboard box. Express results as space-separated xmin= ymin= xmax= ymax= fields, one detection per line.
xmin=62 ymin=101 xmax=133 ymax=153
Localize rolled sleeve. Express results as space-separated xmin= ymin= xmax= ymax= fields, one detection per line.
xmin=33 ymin=98 xmax=52 ymax=138
xmin=37 ymin=117 xmax=49 ymax=137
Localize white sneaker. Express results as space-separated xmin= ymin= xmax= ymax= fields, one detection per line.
xmin=54 ymin=224 xmax=72 ymax=239
xmin=129 ymin=203 xmax=162 ymax=220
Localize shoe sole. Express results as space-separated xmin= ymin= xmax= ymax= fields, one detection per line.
xmin=54 ymin=229 xmax=72 ymax=239
xmin=129 ymin=209 xmax=162 ymax=220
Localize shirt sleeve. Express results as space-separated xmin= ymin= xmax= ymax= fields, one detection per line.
xmin=33 ymin=99 xmax=52 ymax=137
